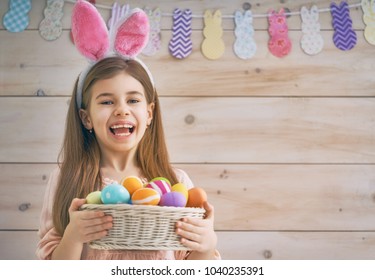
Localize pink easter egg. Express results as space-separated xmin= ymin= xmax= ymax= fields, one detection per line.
xmin=159 ymin=192 xmax=187 ymax=207
xmin=145 ymin=179 xmax=171 ymax=196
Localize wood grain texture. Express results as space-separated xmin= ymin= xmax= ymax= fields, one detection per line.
xmin=0 ymin=231 xmax=39 ymax=260
xmin=0 ymin=97 xmax=374 ymax=163
xmin=216 ymin=231 xmax=375 ymax=260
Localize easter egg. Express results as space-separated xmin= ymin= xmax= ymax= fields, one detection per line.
xmin=150 ymin=176 xmax=171 ymax=186
xmin=132 ymin=188 xmax=160 ymax=206
xmin=159 ymin=192 xmax=187 ymax=207
xmin=101 ymin=183 xmax=130 ymax=204
xmin=171 ymin=183 xmax=188 ymax=201
xmin=86 ymin=191 xmax=102 ymax=204
xmin=145 ymin=179 xmax=171 ymax=196
xmin=186 ymin=187 xmax=207 ymax=208
xmin=121 ymin=176 xmax=143 ymax=196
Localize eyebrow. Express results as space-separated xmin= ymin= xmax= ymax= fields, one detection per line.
xmin=95 ymin=91 xmax=144 ymax=100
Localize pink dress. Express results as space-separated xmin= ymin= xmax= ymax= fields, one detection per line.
xmin=36 ymin=167 xmax=220 ymax=260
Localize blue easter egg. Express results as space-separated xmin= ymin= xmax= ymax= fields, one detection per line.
xmin=159 ymin=192 xmax=187 ymax=207
xmin=101 ymin=183 xmax=130 ymax=204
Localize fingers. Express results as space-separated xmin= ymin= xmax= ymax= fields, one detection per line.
xmin=69 ymin=198 xmax=86 ymax=212
xmin=176 ymin=201 xmax=217 ymax=253
xmin=180 ymin=201 xmax=214 ymax=227
xmin=203 ymin=201 xmax=214 ymax=220
xmin=67 ymin=197 xmax=113 ymax=243
xmin=72 ymin=214 xmax=113 ymax=243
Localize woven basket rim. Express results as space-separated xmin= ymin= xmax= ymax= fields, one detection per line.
xmin=80 ymin=203 xmax=206 ymax=213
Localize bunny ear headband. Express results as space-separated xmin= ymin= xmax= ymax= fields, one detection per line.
xmin=71 ymin=0 xmax=152 ymax=109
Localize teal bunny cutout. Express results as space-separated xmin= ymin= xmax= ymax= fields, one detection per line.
xmin=3 ymin=0 xmax=32 ymax=33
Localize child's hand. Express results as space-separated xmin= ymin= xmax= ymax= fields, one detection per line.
xmin=65 ymin=198 xmax=113 ymax=245
xmin=176 ymin=201 xmax=217 ymax=258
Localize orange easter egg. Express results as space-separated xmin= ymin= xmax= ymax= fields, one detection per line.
xmin=131 ymin=188 xmax=160 ymax=206
xmin=186 ymin=187 xmax=207 ymax=208
xmin=121 ymin=176 xmax=143 ymax=196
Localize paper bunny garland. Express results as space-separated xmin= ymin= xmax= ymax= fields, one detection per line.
xmin=361 ymin=0 xmax=375 ymax=45
xmin=233 ymin=10 xmax=257 ymax=59
xmin=268 ymin=9 xmax=292 ymax=58
xmin=39 ymin=0 xmax=64 ymax=41
xmin=71 ymin=0 xmax=151 ymax=108
xmin=300 ymin=5 xmax=324 ymax=55
xmin=201 ymin=10 xmax=225 ymax=60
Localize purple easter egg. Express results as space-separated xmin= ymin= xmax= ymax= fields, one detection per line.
xmin=159 ymin=192 xmax=187 ymax=207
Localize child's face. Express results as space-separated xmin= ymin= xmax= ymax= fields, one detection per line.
xmin=80 ymin=71 xmax=154 ymax=156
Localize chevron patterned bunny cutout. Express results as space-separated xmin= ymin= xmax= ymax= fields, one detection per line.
xmin=330 ymin=1 xmax=357 ymax=51
xmin=169 ymin=9 xmax=193 ymax=59
xmin=71 ymin=0 xmax=150 ymax=108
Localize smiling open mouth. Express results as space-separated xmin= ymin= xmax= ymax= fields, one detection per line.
xmin=110 ymin=124 xmax=134 ymax=136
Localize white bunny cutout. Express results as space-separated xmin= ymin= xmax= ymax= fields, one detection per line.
xmin=300 ymin=5 xmax=324 ymax=55
xmin=233 ymin=10 xmax=257 ymax=59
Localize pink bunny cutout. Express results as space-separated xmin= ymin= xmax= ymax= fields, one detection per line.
xmin=268 ymin=8 xmax=292 ymax=58
xmin=71 ymin=0 xmax=151 ymax=108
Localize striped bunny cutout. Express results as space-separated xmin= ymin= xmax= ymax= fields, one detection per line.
xmin=107 ymin=2 xmax=130 ymax=31
xmin=201 ymin=10 xmax=225 ymax=60
xmin=300 ymin=5 xmax=324 ymax=55
xmin=233 ymin=10 xmax=256 ymax=59
xmin=71 ymin=0 xmax=150 ymax=108
xmin=361 ymin=0 xmax=375 ymax=45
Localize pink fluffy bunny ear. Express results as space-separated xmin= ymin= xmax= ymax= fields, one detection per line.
xmin=113 ymin=9 xmax=150 ymax=58
xmin=71 ymin=0 xmax=109 ymax=61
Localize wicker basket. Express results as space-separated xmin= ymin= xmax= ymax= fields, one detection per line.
xmin=80 ymin=203 xmax=205 ymax=250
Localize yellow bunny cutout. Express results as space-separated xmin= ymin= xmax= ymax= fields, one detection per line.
xmin=201 ymin=10 xmax=225 ymax=60
xmin=362 ymin=0 xmax=375 ymax=45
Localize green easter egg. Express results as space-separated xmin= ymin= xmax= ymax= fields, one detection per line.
xmin=86 ymin=191 xmax=103 ymax=204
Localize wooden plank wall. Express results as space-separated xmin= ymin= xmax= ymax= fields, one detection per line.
xmin=1 ymin=0 xmax=375 ymax=260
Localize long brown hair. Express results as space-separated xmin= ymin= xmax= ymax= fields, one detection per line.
xmin=53 ymin=57 xmax=177 ymax=235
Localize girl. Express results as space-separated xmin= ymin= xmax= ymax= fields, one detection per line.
xmin=36 ymin=56 xmax=220 ymax=260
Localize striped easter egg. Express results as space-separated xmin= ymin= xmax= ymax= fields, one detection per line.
xmin=131 ymin=188 xmax=160 ymax=206
xmin=145 ymin=179 xmax=171 ymax=196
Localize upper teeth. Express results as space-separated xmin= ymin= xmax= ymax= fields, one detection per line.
xmin=111 ymin=124 xmax=133 ymax=129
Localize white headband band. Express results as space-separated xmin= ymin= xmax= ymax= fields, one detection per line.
xmin=75 ymin=57 xmax=155 ymax=109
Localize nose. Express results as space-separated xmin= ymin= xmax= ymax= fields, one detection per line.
xmin=114 ymin=100 xmax=130 ymax=116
